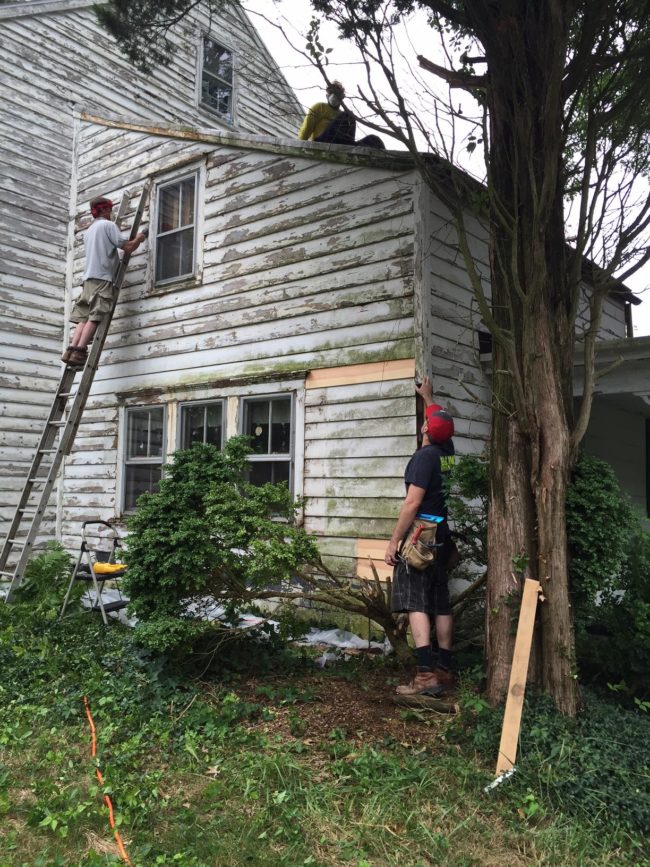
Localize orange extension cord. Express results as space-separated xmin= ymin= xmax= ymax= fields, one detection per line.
xmin=83 ymin=696 xmax=133 ymax=865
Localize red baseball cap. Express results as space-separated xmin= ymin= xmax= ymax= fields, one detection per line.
xmin=425 ymin=404 xmax=454 ymax=442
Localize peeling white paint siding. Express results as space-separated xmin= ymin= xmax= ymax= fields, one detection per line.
xmin=57 ymin=122 xmax=418 ymax=554
xmin=417 ymin=183 xmax=493 ymax=460
xmin=0 ymin=0 xmax=301 ymax=543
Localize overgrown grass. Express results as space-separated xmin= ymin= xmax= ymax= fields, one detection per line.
xmin=1 ymin=601 xmax=647 ymax=865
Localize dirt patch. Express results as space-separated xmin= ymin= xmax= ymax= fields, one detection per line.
xmin=213 ymin=655 xmax=458 ymax=751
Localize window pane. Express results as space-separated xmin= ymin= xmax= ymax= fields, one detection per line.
xmin=124 ymin=465 xmax=162 ymax=510
xmin=246 ymin=400 xmax=270 ymax=454
xmin=180 ymin=179 xmax=195 ymax=227
xmin=159 ymin=185 xmax=180 ymax=233
xmin=204 ymin=40 xmax=233 ymax=83
xmin=180 ymin=227 xmax=195 ymax=276
xmin=127 ymin=410 xmax=150 ymax=459
xmin=182 ymin=404 xmax=206 ymax=447
xmin=156 ymin=232 xmax=179 ymax=281
xmin=127 ymin=408 xmax=164 ymax=458
xmin=270 ymin=398 xmax=291 ymax=454
xmin=201 ymin=76 xmax=232 ymax=119
xmin=205 ymin=403 xmax=223 ymax=447
xmin=149 ymin=410 xmax=164 ymax=457
xmin=181 ymin=403 xmax=222 ymax=448
xmin=249 ymin=461 xmax=290 ymax=487
xmin=156 ymin=228 xmax=194 ymax=282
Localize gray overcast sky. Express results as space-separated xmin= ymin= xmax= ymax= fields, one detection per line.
xmin=244 ymin=0 xmax=650 ymax=336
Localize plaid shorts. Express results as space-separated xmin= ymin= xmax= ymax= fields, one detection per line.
xmin=390 ymin=551 xmax=451 ymax=616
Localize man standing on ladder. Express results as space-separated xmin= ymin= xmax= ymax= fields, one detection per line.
xmin=62 ymin=196 xmax=147 ymax=368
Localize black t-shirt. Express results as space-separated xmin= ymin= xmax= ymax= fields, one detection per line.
xmin=404 ymin=440 xmax=455 ymax=519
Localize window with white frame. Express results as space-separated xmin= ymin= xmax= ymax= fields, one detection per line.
xmin=123 ymin=406 xmax=166 ymax=510
xmin=242 ymin=395 xmax=293 ymax=488
xmin=155 ymin=174 xmax=197 ymax=284
xmin=201 ymin=38 xmax=234 ymax=122
xmin=179 ymin=400 xmax=224 ymax=449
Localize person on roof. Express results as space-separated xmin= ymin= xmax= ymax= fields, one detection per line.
xmin=298 ymin=81 xmax=385 ymax=149
xmin=62 ymin=196 xmax=147 ymax=369
xmin=385 ymin=376 xmax=457 ymax=697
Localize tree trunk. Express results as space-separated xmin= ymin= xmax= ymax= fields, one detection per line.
xmin=468 ymin=0 xmax=581 ymax=714
xmin=485 ymin=365 xmax=536 ymax=704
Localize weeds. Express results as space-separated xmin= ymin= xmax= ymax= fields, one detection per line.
xmin=1 ymin=595 xmax=647 ymax=865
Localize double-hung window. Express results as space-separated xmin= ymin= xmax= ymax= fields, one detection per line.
xmin=179 ymin=400 xmax=225 ymax=449
xmin=155 ymin=174 xmax=197 ymax=284
xmin=123 ymin=406 xmax=166 ymax=510
xmin=242 ymin=396 xmax=293 ymax=489
xmin=201 ymin=38 xmax=234 ymax=122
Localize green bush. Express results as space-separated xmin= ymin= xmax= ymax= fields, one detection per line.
xmin=447 ymin=452 xmax=650 ymax=692
xmin=12 ymin=542 xmax=77 ymax=618
xmin=566 ymin=454 xmax=650 ymax=693
xmin=566 ymin=453 xmax=635 ymax=624
xmin=123 ymin=438 xmax=320 ymax=651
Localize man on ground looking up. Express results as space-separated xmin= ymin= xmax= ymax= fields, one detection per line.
xmin=385 ymin=377 xmax=456 ymax=696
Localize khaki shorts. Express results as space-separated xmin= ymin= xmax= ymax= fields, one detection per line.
xmin=70 ymin=279 xmax=116 ymax=323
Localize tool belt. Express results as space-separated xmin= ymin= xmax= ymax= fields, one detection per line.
xmin=399 ymin=516 xmax=444 ymax=571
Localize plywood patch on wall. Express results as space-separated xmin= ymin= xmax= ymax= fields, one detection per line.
xmin=356 ymin=538 xmax=392 ymax=581
xmin=306 ymin=359 xmax=415 ymax=390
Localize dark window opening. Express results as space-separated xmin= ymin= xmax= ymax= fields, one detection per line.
xmin=201 ymin=38 xmax=234 ymax=121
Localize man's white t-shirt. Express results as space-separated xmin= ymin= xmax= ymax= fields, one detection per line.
xmin=83 ymin=219 xmax=127 ymax=281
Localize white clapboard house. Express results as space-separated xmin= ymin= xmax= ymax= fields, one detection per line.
xmin=2 ymin=0 xmax=649 ymax=581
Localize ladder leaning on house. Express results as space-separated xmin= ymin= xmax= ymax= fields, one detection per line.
xmin=0 ymin=183 xmax=151 ymax=603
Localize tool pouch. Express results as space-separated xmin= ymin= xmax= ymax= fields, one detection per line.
xmin=400 ymin=518 xmax=440 ymax=570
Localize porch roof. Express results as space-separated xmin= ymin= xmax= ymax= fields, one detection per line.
xmin=574 ymin=336 xmax=650 ymax=414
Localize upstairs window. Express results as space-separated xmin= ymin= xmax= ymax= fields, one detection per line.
xmin=201 ymin=38 xmax=234 ymax=122
xmin=155 ymin=174 xmax=197 ymax=284
xmin=242 ymin=396 xmax=293 ymax=489
xmin=179 ymin=400 xmax=224 ymax=449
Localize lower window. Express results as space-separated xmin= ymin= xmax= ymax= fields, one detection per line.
xmin=123 ymin=406 xmax=165 ymax=510
xmin=179 ymin=400 xmax=224 ymax=448
xmin=242 ymin=395 xmax=293 ymax=489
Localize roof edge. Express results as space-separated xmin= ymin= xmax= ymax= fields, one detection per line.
xmin=77 ymin=110 xmax=417 ymax=172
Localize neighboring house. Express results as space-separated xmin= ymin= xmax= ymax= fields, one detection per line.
xmin=0 ymin=0 xmax=301 ymax=540
xmin=1 ymin=2 xmax=648 ymax=581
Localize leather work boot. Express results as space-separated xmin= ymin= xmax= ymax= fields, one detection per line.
xmin=396 ymin=667 xmax=445 ymax=697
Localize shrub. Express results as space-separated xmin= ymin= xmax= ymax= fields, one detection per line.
xmin=566 ymin=453 xmax=635 ymax=626
xmin=124 ymin=439 xmax=410 ymax=660
xmin=12 ymin=542 xmax=77 ymax=618
xmin=123 ymin=438 xmax=320 ymax=647
xmin=567 ymin=454 xmax=650 ymax=693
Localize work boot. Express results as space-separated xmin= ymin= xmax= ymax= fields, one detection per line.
xmin=61 ymin=346 xmax=75 ymax=363
xmin=67 ymin=349 xmax=88 ymax=369
xmin=396 ymin=667 xmax=445 ymax=697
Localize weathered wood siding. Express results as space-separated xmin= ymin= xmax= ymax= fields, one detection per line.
xmin=0 ymin=0 xmax=302 ymax=543
xmin=416 ymin=182 xmax=493 ymax=459
xmin=58 ymin=120 xmax=418 ymax=561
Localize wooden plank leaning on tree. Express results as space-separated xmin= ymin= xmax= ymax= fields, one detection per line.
xmin=495 ymin=578 xmax=541 ymax=776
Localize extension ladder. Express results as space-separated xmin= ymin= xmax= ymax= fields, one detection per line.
xmin=0 ymin=183 xmax=150 ymax=602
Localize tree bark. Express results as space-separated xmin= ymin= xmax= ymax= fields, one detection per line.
xmin=468 ymin=0 xmax=582 ymax=714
